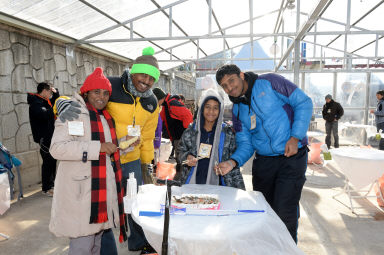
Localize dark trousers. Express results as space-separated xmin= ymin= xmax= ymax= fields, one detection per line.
xmin=100 ymin=229 xmax=117 ymax=255
xmin=39 ymin=149 xmax=56 ymax=192
xmin=325 ymin=121 xmax=339 ymax=149
xmin=252 ymin=147 xmax=307 ymax=243
xmin=121 ymin=160 xmax=148 ymax=251
xmin=377 ymin=122 xmax=384 ymax=150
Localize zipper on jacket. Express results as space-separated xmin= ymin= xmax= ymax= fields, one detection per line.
xmin=251 ymin=102 xmax=277 ymax=155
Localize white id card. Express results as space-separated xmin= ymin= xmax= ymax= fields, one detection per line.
xmin=250 ymin=114 xmax=256 ymax=130
xmin=68 ymin=121 xmax=84 ymax=136
xmin=198 ymin=143 xmax=212 ymax=158
xmin=127 ymin=125 xmax=141 ymax=137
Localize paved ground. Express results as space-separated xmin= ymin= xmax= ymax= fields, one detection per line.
xmin=1 ymin=150 xmax=384 ymax=255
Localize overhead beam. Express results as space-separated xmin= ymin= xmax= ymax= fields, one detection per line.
xmin=150 ymin=0 xmax=208 ymax=57
xmin=77 ymin=0 xmax=184 ymax=63
xmin=326 ymin=0 xmax=384 ymax=47
xmin=0 ymin=12 xmax=131 ymax=63
xmin=85 ymin=29 xmax=384 ymax=43
xmin=275 ymin=0 xmax=333 ymax=71
xmin=205 ymin=0 xmax=230 ymax=49
xmin=78 ymin=0 xmax=188 ymax=42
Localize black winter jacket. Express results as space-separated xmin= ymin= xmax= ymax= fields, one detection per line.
xmin=27 ymin=91 xmax=59 ymax=147
xmin=322 ymin=100 xmax=344 ymax=122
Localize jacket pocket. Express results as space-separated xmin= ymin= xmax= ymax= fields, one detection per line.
xmin=72 ymin=175 xmax=90 ymax=201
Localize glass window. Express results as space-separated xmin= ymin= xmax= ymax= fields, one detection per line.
xmin=305 ymin=73 xmax=333 ymax=108
xmin=369 ymin=73 xmax=384 ymax=108
xmin=337 ymin=73 xmax=366 ymax=108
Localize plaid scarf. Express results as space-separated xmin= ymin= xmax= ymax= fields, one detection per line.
xmin=87 ymin=102 xmax=127 ymax=243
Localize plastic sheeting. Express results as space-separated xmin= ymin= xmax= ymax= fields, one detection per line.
xmin=131 ymin=184 xmax=304 ymax=255
xmin=0 ymin=173 xmax=10 ymax=215
xmin=330 ymin=147 xmax=384 ymax=189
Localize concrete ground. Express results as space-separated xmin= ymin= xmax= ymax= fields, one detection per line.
xmin=1 ymin=149 xmax=384 ymax=255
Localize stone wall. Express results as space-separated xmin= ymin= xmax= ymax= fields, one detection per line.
xmin=0 ymin=23 xmax=129 ymax=190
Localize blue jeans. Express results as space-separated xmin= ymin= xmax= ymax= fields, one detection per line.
xmin=121 ymin=159 xmax=148 ymax=251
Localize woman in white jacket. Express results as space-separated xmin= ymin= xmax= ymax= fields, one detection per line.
xmin=49 ymin=67 xmax=126 ymax=254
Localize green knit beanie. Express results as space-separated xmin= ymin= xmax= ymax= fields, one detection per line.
xmin=130 ymin=47 xmax=160 ymax=82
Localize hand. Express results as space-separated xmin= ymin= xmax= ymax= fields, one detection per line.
xmin=51 ymin=87 xmax=57 ymax=93
xmin=215 ymin=160 xmax=235 ymax=176
xmin=370 ymin=109 xmax=375 ymax=114
xmin=56 ymin=98 xmax=81 ymax=122
xmin=284 ymin=137 xmax=299 ymax=157
xmin=186 ymin=155 xmax=198 ymax=167
xmin=100 ymin=142 xmax=117 ymax=155
xmin=118 ymin=136 xmax=140 ymax=155
xmin=127 ymin=135 xmax=141 ymax=148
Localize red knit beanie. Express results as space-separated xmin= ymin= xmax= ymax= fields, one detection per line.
xmin=80 ymin=67 xmax=112 ymax=95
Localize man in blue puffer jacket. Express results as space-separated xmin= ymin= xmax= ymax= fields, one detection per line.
xmin=215 ymin=64 xmax=313 ymax=243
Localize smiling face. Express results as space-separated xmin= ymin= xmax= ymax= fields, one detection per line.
xmin=85 ymin=89 xmax=110 ymax=110
xmin=219 ymin=72 xmax=246 ymax=98
xmin=203 ymin=99 xmax=220 ymax=124
xmin=131 ymin=73 xmax=155 ymax=93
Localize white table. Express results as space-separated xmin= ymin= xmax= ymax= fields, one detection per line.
xmin=131 ymin=184 xmax=304 ymax=255
xmin=330 ymin=147 xmax=384 ymax=213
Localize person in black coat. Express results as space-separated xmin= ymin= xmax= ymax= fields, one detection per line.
xmin=27 ymin=82 xmax=60 ymax=196
xmin=322 ymin=94 xmax=344 ymax=148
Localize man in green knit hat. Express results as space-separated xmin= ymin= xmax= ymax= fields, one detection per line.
xmin=55 ymin=47 xmax=159 ymax=254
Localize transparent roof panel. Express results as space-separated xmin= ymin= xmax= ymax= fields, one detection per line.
xmin=170 ymin=0 xmax=219 ymax=36
xmin=0 ymin=0 xmax=382 ymax=72
xmin=86 ymin=0 xmax=158 ymax=23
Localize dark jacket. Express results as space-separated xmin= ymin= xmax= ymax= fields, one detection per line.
xmin=176 ymin=122 xmax=245 ymax=189
xmin=322 ymin=100 xmax=344 ymax=122
xmin=27 ymin=91 xmax=60 ymax=147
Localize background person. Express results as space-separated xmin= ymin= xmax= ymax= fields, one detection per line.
xmin=28 ymin=82 xmax=60 ymax=196
xmin=160 ymin=93 xmax=193 ymax=164
xmin=370 ymin=90 xmax=384 ymax=150
xmin=322 ymin=94 xmax=344 ymax=149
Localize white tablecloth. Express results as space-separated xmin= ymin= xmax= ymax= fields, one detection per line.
xmin=131 ymin=184 xmax=304 ymax=255
xmin=330 ymin=147 xmax=384 ymax=189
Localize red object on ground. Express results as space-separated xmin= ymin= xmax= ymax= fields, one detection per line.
xmin=308 ymin=143 xmax=323 ymax=164
xmin=156 ymin=162 xmax=176 ymax=180
xmin=375 ymin=174 xmax=384 ymax=208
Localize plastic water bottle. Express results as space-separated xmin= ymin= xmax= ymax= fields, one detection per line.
xmin=124 ymin=172 xmax=137 ymax=214
xmin=127 ymin=172 xmax=137 ymax=199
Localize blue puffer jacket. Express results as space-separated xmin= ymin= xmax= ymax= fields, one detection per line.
xmin=230 ymin=72 xmax=313 ymax=166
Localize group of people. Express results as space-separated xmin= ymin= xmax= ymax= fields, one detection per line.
xmin=35 ymin=45 xmax=384 ymax=254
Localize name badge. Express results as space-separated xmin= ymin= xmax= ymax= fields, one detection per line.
xmin=68 ymin=121 xmax=84 ymax=136
xmin=127 ymin=125 xmax=141 ymax=137
xmin=198 ymin=143 xmax=212 ymax=158
xmin=250 ymin=114 xmax=256 ymax=130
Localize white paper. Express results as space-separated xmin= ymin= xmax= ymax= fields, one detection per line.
xmin=68 ymin=121 xmax=84 ymax=136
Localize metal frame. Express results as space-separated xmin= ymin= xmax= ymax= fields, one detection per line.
xmin=1 ymin=0 xmax=384 ymax=73
xmin=333 ymin=178 xmax=384 ymax=214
